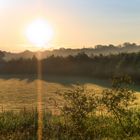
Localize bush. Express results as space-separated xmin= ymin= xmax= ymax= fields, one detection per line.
xmin=58 ymin=85 xmax=97 ymax=139
xmin=58 ymin=76 xmax=140 ymax=139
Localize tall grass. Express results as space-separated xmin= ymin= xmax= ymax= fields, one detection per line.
xmin=0 ymin=108 xmax=140 ymax=140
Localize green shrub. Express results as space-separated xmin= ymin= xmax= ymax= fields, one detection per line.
xmin=59 ymin=76 xmax=140 ymax=139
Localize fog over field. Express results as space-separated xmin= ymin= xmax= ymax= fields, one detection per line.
xmin=0 ymin=75 xmax=139 ymax=111
xmin=1 ymin=42 xmax=140 ymax=60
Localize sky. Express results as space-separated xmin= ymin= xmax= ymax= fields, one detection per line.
xmin=0 ymin=0 xmax=140 ymax=52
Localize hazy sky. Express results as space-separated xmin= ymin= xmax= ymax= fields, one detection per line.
xmin=0 ymin=0 xmax=140 ymax=52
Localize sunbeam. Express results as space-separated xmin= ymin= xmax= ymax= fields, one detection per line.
xmin=37 ymin=52 xmax=43 ymax=140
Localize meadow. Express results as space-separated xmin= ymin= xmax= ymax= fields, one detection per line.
xmin=0 ymin=75 xmax=108 ymax=111
xmin=0 ymin=74 xmax=140 ymax=111
xmin=0 ymin=75 xmax=140 ymax=139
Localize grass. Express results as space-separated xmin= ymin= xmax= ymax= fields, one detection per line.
xmin=0 ymin=108 xmax=139 ymax=140
xmin=0 ymin=109 xmax=68 ymax=140
xmin=0 ymin=75 xmax=140 ymax=139
xmin=0 ymin=75 xmax=108 ymax=111
xmin=0 ymin=75 xmax=140 ymax=111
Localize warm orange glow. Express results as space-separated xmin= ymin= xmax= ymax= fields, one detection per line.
xmin=37 ymin=54 xmax=43 ymax=140
xmin=25 ymin=18 xmax=53 ymax=47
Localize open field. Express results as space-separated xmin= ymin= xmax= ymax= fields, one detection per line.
xmin=0 ymin=75 xmax=140 ymax=111
xmin=0 ymin=75 xmax=140 ymax=139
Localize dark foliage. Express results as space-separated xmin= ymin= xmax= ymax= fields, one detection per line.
xmin=1 ymin=52 xmax=140 ymax=81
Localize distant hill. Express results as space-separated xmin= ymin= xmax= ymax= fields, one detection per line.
xmin=1 ymin=42 xmax=140 ymax=60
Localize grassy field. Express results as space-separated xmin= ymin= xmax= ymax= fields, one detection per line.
xmin=0 ymin=74 xmax=140 ymax=111
xmin=0 ymin=75 xmax=140 ymax=139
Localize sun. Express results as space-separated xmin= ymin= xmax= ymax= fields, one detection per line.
xmin=26 ymin=19 xmax=53 ymax=47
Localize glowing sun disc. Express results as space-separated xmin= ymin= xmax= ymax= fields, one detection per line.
xmin=26 ymin=19 xmax=53 ymax=47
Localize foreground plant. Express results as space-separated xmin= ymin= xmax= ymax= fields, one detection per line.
xmin=58 ymin=76 xmax=139 ymax=139
xmin=100 ymin=75 xmax=136 ymax=137
xmin=58 ymin=85 xmax=98 ymax=139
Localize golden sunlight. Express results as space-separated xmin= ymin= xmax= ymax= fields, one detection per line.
xmin=25 ymin=18 xmax=53 ymax=47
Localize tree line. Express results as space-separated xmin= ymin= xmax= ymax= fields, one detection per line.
xmin=0 ymin=52 xmax=140 ymax=80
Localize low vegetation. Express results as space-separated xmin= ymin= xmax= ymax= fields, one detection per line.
xmin=0 ymin=76 xmax=140 ymax=139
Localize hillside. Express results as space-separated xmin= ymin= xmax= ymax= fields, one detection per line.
xmin=1 ymin=42 xmax=140 ymax=60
